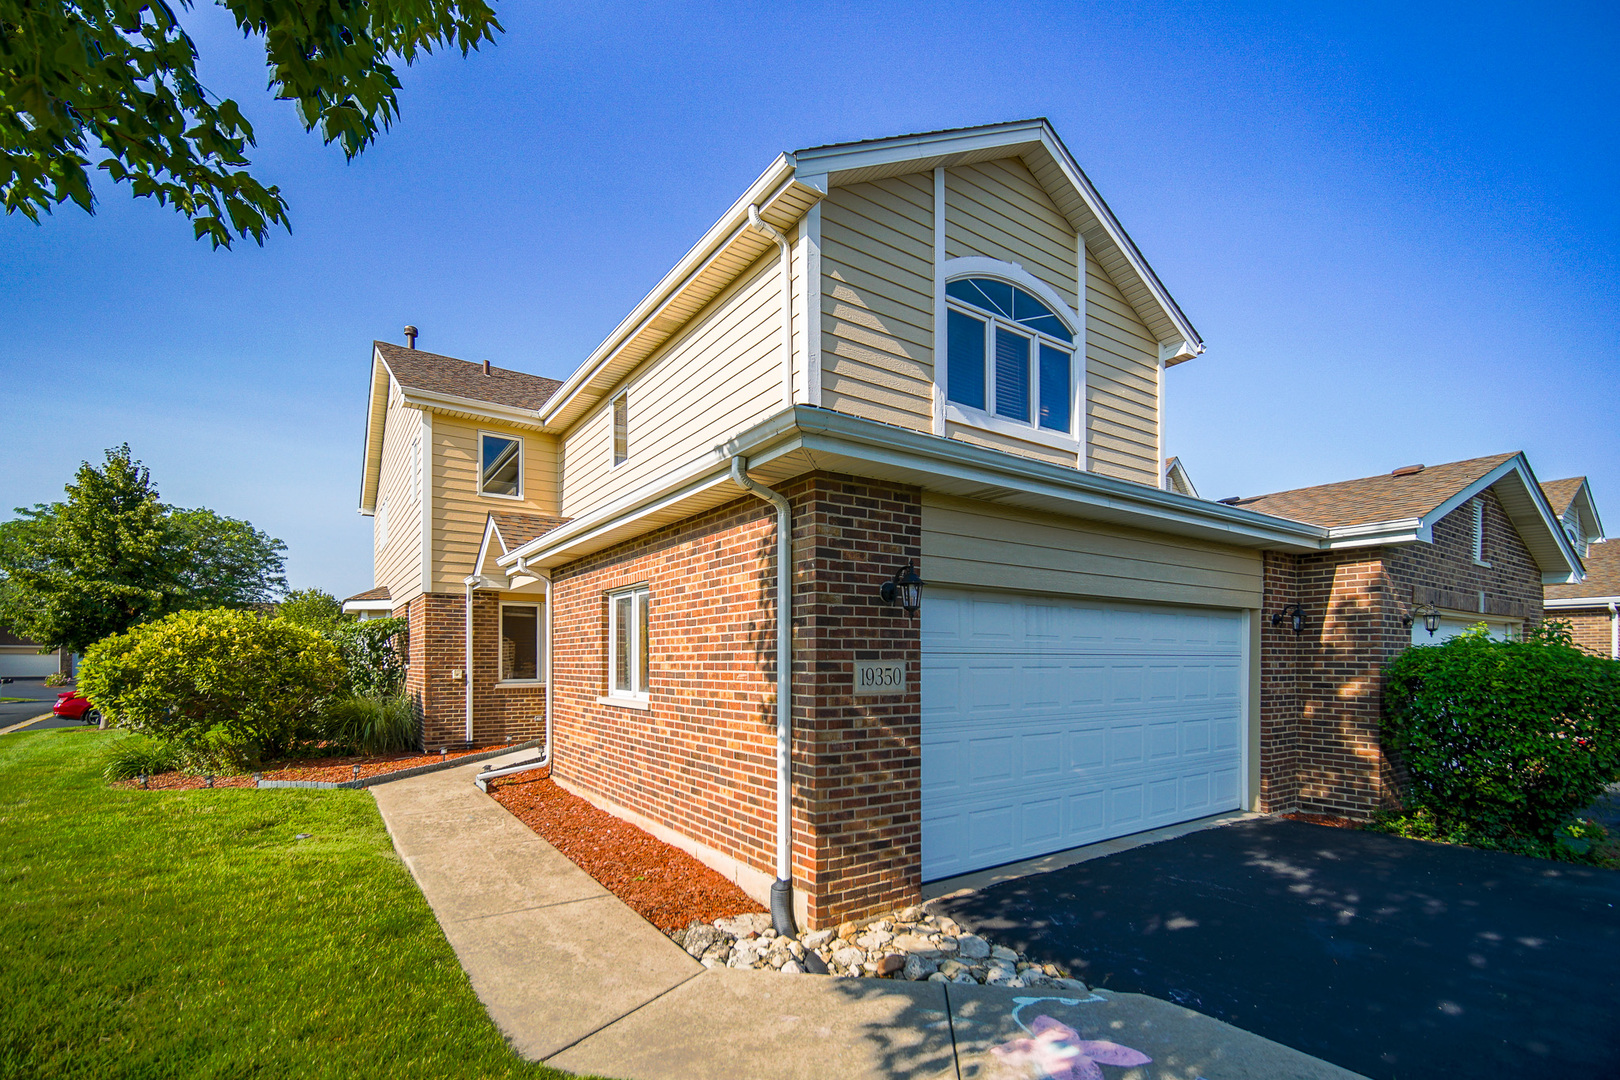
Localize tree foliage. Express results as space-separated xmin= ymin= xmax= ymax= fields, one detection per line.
xmin=80 ymin=606 xmax=342 ymax=766
xmin=1 ymin=0 xmax=502 ymax=246
xmin=1382 ymin=622 xmax=1620 ymax=859
xmin=331 ymin=616 xmax=407 ymax=697
xmin=277 ymin=586 xmax=343 ymax=630
xmin=0 ymin=445 xmax=286 ymax=653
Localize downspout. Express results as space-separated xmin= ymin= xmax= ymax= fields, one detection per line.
xmin=1610 ymin=601 xmax=1618 ymax=661
xmin=730 ymin=454 xmax=798 ymax=936
xmin=464 ymin=578 xmax=475 ymax=744
xmin=474 ymin=569 xmax=554 ymax=791
xmin=747 ymin=205 xmax=795 ymax=411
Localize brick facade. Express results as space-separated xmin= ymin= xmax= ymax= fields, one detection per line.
xmin=546 ymin=472 xmax=921 ymax=929
xmin=400 ymin=592 xmax=547 ymax=750
xmin=1258 ymin=489 xmax=1544 ymax=818
xmin=1554 ymin=607 xmax=1615 ymax=658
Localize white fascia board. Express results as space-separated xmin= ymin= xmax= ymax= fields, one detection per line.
xmin=1034 ymin=127 xmax=1203 ymax=353
xmin=359 ymin=350 xmax=392 ymax=512
xmin=472 ymin=515 xmax=504 ymax=579
xmin=537 ymin=155 xmax=802 ymax=427
xmin=792 ymin=120 xmax=1048 ymax=177
xmin=1320 ymin=519 xmax=1426 ymax=549
xmin=341 ymin=599 xmax=394 ymax=614
xmin=399 ymin=387 xmax=546 ymax=430
xmin=1545 ymin=595 xmax=1620 ymax=608
xmin=1424 ymin=455 xmax=1582 ymax=578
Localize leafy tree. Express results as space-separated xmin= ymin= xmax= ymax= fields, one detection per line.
xmin=278 ymin=586 xmax=344 ymax=630
xmin=2 ymin=0 xmax=503 ymax=247
xmin=0 ymin=445 xmax=286 ymax=653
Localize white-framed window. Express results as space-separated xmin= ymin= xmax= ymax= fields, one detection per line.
xmin=612 ymin=391 xmax=628 ymax=467
xmin=376 ymin=497 xmax=389 ymax=548
xmin=499 ymin=602 xmax=543 ymax=683
xmin=479 ymin=432 xmax=523 ymax=499
xmin=607 ymin=586 xmax=650 ymax=701
xmin=1471 ymin=498 xmax=1490 ymax=566
xmin=944 ymin=275 xmax=1077 ymax=444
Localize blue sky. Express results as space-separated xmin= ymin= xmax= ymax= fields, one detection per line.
xmin=2 ymin=1 xmax=1615 ymax=597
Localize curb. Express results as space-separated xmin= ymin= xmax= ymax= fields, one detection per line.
xmin=256 ymin=739 xmax=543 ymax=790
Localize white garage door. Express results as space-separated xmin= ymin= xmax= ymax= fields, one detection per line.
xmin=922 ymin=588 xmax=1245 ymax=881
xmin=0 ymin=651 xmax=60 ymax=679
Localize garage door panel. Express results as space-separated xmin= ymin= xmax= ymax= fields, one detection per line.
xmin=922 ymin=587 xmax=1245 ymax=880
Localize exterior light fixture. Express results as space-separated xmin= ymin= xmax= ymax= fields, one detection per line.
xmin=1421 ymin=603 xmax=1442 ymax=637
xmin=879 ymin=562 xmax=923 ymax=614
xmin=1270 ymin=603 xmax=1307 ymax=634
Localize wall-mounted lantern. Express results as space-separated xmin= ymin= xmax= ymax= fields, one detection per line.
xmin=1401 ymin=603 xmax=1443 ymax=636
xmin=879 ymin=562 xmax=923 ymax=614
xmin=1270 ymin=603 xmax=1307 ymax=634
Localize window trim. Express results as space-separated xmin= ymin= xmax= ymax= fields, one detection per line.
xmin=938 ymin=259 xmax=1082 ymax=450
xmin=612 ymin=390 xmax=629 ymax=468
xmin=606 ymin=585 xmax=651 ymax=702
xmin=477 ymin=431 xmax=525 ymax=501
xmin=497 ymin=601 xmax=545 ymax=686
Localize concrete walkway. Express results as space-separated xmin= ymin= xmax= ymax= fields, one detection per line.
xmin=372 ymin=752 xmax=1367 ymax=1080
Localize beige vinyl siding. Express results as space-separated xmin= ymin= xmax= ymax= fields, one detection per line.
xmin=1085 ymin=249 xmax=1160 ymax=485
xmin=432 ymin=418 xmax=558 ymax=592
xmin=942 ymin=420 xmax=1075 ymax=467
xmin=922 ymin=494 xmax=1262 ymax=609
xmin=559 ymin=248 xmax=789 ymax=517
xmin=819 ymin=173 xmax=935 ymax=432
xmin=944 ymin=159 xmax=1079 ymax=311
xmin=374 ymin=386 xmax=424 ymax=606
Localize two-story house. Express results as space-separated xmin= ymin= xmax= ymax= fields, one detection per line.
xmin=352 ymin=120 xmax=1583 ymax=929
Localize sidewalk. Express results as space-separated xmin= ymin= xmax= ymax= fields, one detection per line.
xmin=372 ymin=752 xmax=1367 ymax=1080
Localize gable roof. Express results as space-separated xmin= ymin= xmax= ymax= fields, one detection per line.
xmin=1232 ymin=455 xmax=1515 ymax=528
xmin=537 ymin=118 xmax=1202 ymax=433
xmin=374 ymin=342 xmax=562 ymax=411
xmin=472 ymin=510 xmax=571 ymax=580
xmin=1539 ymin=476 xmax=1604 ymax=544
xmin=1163 ymin=456 xmax=1199 ymax=499
xmin=1230 ymin=452 xmax=1582 ymax=584
xmin=1547 ymin=541 xmax=1620 ymax=603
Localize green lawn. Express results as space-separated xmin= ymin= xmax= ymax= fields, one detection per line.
xmin=0 ymin=728 xmax=582 ymax=1079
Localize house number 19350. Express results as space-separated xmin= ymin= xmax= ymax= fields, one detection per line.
xmin=853 ymin=661 xmax=905 ymax=696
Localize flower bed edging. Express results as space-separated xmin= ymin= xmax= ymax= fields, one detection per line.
xmin=256 ymin=740 xmax=542 ymax=790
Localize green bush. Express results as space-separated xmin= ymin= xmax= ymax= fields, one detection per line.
xmin=331 ymin=617 xmax=408 ymax=697
xmin=277 ymin=587 xmax=344 ymax=630
xmin=322 ymin=693 xmax=419 ymax=755
xmin=1383 ymin=622 xmax=1620 ymax=860
xmin=79 ymin=608 xmax=344 ymax=768
xmin=99 ymin=734 xmax=181 ymax=781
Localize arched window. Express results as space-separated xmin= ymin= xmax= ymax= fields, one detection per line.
xmin=945 ymin=276 xmax=1075 ymax=435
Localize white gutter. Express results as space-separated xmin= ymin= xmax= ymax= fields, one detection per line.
xmin=728 ymin=455 xmax=798 ymax=934
xmin=747 ymin=205 xmax=795 ymax=410
xmin=1544 ymin=595 xmax=1620 ymax=609
xmin=1612 ymin=601 xmax=1618 ymax=661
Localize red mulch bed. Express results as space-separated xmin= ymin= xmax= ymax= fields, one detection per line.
xmin=1280 ymin=812 xmax=1362 ymax=829
xmin=488 ymin=769 xmax=764 ymax=932
xmin=112 ymin=746 xmax=494 ymax=791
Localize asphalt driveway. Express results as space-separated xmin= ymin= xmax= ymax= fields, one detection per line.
xmin=935 ymin=818 xmax=1620 ymax=1080
xmin=0 ymin=678 xmax=80 ymax=731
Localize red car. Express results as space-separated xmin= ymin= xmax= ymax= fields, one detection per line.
xmin=53 ymin=691 xmax=101 ymax=726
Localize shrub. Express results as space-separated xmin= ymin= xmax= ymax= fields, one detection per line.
xmin=100 ymin=734 xmax=181 ymax=781
xmin=278 ymin=587 xmax=344 ymax=631
xmin=44 ymin=671 xmax=70 ymax=687
xmin=321 ymin=693 xmax=418 ymax=756
xmin=330 ymin=617 xmax=408 ymax=697
xmin=80 ymin=608 xmax=344 ymax=767
xmin=1383 ymin=623 xmax=1620 ymax=860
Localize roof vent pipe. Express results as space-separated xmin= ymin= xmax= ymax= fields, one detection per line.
xmin=404 ymin=325 xmax=418 ymax=349
xmin=483 ymin=359 xmax=492 ymax=376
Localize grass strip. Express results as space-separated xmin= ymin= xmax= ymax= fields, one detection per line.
xmin=0 ymin=728 xmax=595 ymax=1079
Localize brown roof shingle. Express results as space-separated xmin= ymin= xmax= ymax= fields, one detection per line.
xmin=1231 ymin=454 xmax=1516 ymax=528
xmin=1539 ymin=477 xmax=1585 ymax=519
xmin=342 ymin=586 xmax=391 ymax=604
xmin=376 ymin=342 xmax=561 ymax=412
xmin=1546 ymin=541 xmax=1620 ymax=601
xmin=489 ymin=511 xmax=570 ymax=551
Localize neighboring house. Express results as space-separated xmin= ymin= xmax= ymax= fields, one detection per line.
xmin=0 ymin=628 xmax=72 ymax=679
xmin=1538 ymin=476 xmax=1613 ymax=656
xmin=1228 ymin=454 xmax=1583 ymax=817
xmin=352 ymin=120 xmax=1582 ymax=928
xmin=1162 ymin=456 xmax=1198 ymax=498
xmin=341 ymin=586 xmax=398 ymax=621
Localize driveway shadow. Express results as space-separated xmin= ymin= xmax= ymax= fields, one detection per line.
xmin=935 ymin=818 xmax=1620 ymax=1079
